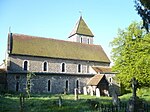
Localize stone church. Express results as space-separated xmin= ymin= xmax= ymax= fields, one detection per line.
xmin=5 ymin=16 xmax=119 ymax=95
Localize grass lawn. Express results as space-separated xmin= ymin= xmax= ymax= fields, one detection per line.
xmin=0 ymin=94 xmax=112 ymax=112
xmin=0 ymin=88 xmax=150 ymax=112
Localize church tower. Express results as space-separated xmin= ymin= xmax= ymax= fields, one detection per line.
xmin=68 ymin=16 xmax=94 ymax=44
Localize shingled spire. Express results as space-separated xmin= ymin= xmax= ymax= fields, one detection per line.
xmin=68 ymin=16 xmax=94 ymax=44
xmin=69 ymin=16 xmax=94 ymax=37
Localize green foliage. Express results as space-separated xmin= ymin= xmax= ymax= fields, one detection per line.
xmin=26 ymin=72 xmax=35 ymax=98
xmin=110 ymin=22 xmax=150 ymax=89
xmin=137 ymin=87 xmax=150 ymax=97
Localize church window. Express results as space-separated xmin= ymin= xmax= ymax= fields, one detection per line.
xmin=23 ymin=60 xmax=29 ymax=71
xmin=77 ymin=64 xmax=82 ymax=73
xmin=43 ymin=61 xmax=48 ymax=72
xmin=15 ymin=75 xmax=20 ymax=80
xmin=48 ymin=80 xmax=51 ymax=92
xmin=65 ymin=80 xmax=69 ymax=92
xmin=15 ymin=75 xmax=20 ymax=91
xmin=61 ymin=62 xmax=66 ymax=72
xmin=109 ymin=77 xmax=112 ymax=83
xmin=76 ymin=80 xmax=80 ymax=89
xmin=88 ymin=38 xmax=90 ymax=44
xmin=80 ymin=37 xmax=83 ymax=43
xmin=16 ymin=81 xmax=19 ymax=91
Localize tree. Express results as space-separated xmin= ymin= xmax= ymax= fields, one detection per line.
xmin=134 ymin=0 xmax=150 ymax=32
xmin=26 ymin=72 xmax=35 ymax=98
xmin=110 ymin=22 xmax=150 ymax=89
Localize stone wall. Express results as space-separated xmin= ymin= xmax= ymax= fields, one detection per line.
xmin=0 ymin=73 xmax=7 ymax=92
xmin=7 ymin=55 xmax=110 ymax=93
xmin=8 ymin=55 xmax=109 ymax=74
xmin=7 ymin=73 xmax=92 ymax=94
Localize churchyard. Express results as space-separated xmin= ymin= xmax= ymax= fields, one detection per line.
xmin=0 ymin=87 xmax=150 ymax=112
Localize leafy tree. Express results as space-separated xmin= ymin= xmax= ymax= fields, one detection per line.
xmin=134 ymin=0 xmax=150 ymax=32
xmin=26 ymin=72 xmax=35 ymax=98
xmin=110 ymin=22 xmax=150 ymax=89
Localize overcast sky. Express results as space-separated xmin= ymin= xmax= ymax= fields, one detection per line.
xmin=0 ymin=0 xmax=141 ymax=65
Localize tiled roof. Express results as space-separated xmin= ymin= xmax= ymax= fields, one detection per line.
xmin=92 ymin=66 xmax=112 ymax=73
xmin=69 ymin=16 xmax=94 ymax=37
xmin=9 ymin=33 xmax=110 ymax=63
xmin=87 ymin=74 xmax=106 ymax=86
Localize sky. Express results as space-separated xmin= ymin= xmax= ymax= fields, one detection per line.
xmin=0 ymin=0 xmax=141 ymax=65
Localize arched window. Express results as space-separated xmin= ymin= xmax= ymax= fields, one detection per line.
xmin=15 ymin=75 xmax=20 ymax=80
xmin=80 ymin=37 xmax=83 ymax=43
xmin=23 ymin=60 xmax=28 ymax=71
xmin=88 ymin=38 xmax=90 ymax=44
xmin=109 ymin=77 xmax=112 ymax=83
xmin=61 ymin=63 xmax=66 ymax=72
xmin=65 ymin=80 xmax=69 ymax=92
xmin=15 ymin=75 xmax=20 ymax=91
xmin=16 ymin=81 xmax=19 ymax=91
xmin=43 ymin=61 xmax=48 ymax=71
xmin=78 ymin=64 xmax=82 ymax=73
xmin=48 ymin=80 xmax=51 ymax=92
xmin=76 ymin=80 xmax=79 ymax=89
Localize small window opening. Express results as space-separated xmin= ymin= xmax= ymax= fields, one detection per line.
xmin=48 ymin=80 xmax=51 ymax=92
xmin=24 ymin=61 xmax=28 ymax=71
xmin=76 ymin=80 xmax=79 ymax=89
xmin=62 ymin=63 xmax=66 ymax=72
xmin=78 ymin=64 xmax=81 ymax=73
xmin=16 ymin=81 xmax=19 ymax=91
xmin=65 ymin=80 xmax=69 ymax=92
xmin=43 ymin=62 xmax=48 ymax=71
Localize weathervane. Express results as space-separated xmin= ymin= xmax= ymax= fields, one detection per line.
xmin=9 ymin=26 xmax=11 ymax=33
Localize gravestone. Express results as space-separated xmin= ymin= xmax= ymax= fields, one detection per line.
xmin=74 ymin=88 xmax=78 ymax=100
xmin=92 ymin=86 xmax=96 ymax=94
xmin=83 ymin=87 xmax=87 ymax=95
xmin=63 ymin=88 xmax=67 ymax=95
xmin=88 ymin=86 xmax=93 ymax=96
xmin=104 ymin=90 xmax=109 ymax=96
xmin=90 ymin=87 xmax=93 ymax=96
xmin=96 ymin=88 xmax=100 ymax=97
xmin=87 ymin=86 xmax=90 ymax=94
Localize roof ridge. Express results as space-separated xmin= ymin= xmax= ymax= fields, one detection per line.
xmin=12 ymin=33 xmax=100 ymax=46
xmin=12 ymin=33 xmax=56 ymax=40
xmin=93 ymin=66 xmax=111 ymax=68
